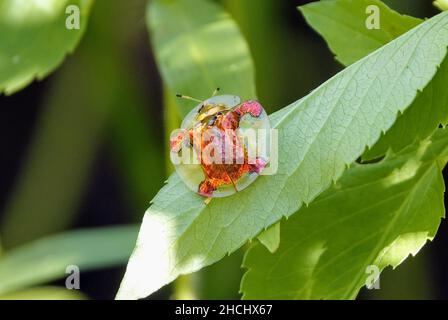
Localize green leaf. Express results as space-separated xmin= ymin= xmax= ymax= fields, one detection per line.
xmin=0 ymin=0 xmax=93 ymax=95
xmin=117 ymin=12 xmax=448 ymax=300
xmin=151 ymin=0 xmax=258 ymax=299
xmin=0 ymin=0 xmax=161 ymax=247
xmin=257 ymin=223 xmax=280 ymax=254
xmin=0 ymin=225 xmax=137 ymax=295
xmin=148 ymin=0 xmax=256 ymax=117
xmin=300 ymin=0 xmax=448 ymax=172
xmin=241 ymin=129 xmax=448 ymax=299
xmin=300 ymin=0 xmax=422 ymax=66
xmin=0 ymin=286 xmax=86 ymax=300
xmin=435 ymin=0 xmax=448 ymax=11
xmin=364 ymin=57 xmax=448 ymax=160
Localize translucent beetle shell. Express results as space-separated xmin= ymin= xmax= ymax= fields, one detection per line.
xmin=170 ymin=95 xmax=271 ymax=198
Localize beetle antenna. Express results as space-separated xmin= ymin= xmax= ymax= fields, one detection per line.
xmin=212 ymin=87 xmax=220 ymax=96
xmin=176 ymin=94 xmax=203 ymax=103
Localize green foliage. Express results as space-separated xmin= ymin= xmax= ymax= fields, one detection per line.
xmin=257 ymin=223 xmax=280 ymax=254
xmin=118 ymin=0 xmax=257 ymax=299
xmin=0 ymin=52 xmax=108 ymax=247
xmin=240 ymin=0 xmax=448 ymax=300
xmin=364 ymin=59 xmax=448 ymax=160
xmin=148 ymin=0 xmax=256 ymax=118
xmin=223 ymin=0 xmax=329 ymax=111
xmin=117 ymin=10 xmax=448 ymax=299
xmin=242 ymin=129 xmax=448 ymax=299
xmin=0 ymin=0 xmax=167 ymax=300
xmin=0 ymin=287 xmax=86 ymax=300
xmin=0 ymin=0 xmax=445 ymax=301
xmin=0 ymin=0 xmax=93 ymax=94
xmin=301 ymin=0 xmax=448 ymax=166
xmin=300 ymin=0 xmax=422 ymax=66
xmin=0 ymin=0 xmax=161 ymax=248
xmin=0 ymin=225 xmax=137 ymax=295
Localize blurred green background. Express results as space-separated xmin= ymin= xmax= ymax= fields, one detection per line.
xmin=0 ymin=0 xmax=447 ymax=300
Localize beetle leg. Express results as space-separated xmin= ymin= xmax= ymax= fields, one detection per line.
xmin=198 ymin=178 xmax=216 ymax=197
xmin=234 ymin=100 xmax=263 ymax=118
xmin=249 ymin=157 xmax=267 ymax=174
xmin=170 ymin=129 xmax=193 ymax=153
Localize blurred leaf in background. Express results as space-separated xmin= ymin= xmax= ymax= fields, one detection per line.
xmin=435 ymin=0 xmax=448 ymax=11
xmin=0 ymin=286 xmax=86 ymax=300
xmin=0 ymin=225 xmax=137 ymax=296
xmin=1 ymin=0 xmax=166 ymax=237
xmin=1 ymin=0 xmax=151 ymax=247
xmin=0 ymin=0 xmax=164 ymax=299
xmin=0 ymin=0 xmax=93 ymax=94
xmin=148 ymin=0 xmax=256 ymax=118
xmin=223 ymin=0 xmax=340 ymax=111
